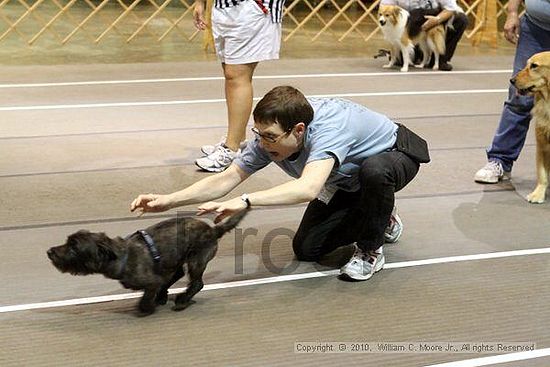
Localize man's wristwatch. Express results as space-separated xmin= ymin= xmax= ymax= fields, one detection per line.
xmin=241 ymin=193 xmax=251 ymax=208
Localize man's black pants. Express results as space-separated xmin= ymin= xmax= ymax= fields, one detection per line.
xmin=443 ymin=12 xmax=468 ymax=63
xmin=292 ymin=150 xmax=419 ymax=262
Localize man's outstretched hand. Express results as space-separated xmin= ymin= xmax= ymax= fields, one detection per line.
xmin=130 ymin=194 xmax=173 ymax=216
xmin=197 ymin=197 xmax=248 ymax=223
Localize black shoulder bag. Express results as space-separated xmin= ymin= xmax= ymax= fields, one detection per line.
xmin=395 ymin=123 xmax=431 ymax=164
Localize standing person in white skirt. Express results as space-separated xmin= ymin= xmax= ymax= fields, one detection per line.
xmin=193 ymin=0 xmax=286 ymax=172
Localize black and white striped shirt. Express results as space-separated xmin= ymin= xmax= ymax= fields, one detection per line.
xmin=214 ymin=0 xmax=285 ymax=23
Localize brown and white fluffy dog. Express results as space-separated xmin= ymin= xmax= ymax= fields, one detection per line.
xmin=511 ymin=51 xmax=550 ymax=203
xmin=378 ymin=5 xmax=446 ymax=72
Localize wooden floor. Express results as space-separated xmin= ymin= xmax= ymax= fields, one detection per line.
xmin=1 ymin=54 xmax=550 ymax=367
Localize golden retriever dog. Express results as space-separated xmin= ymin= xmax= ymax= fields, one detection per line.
xmin=378 ymin=5 xmax=446 ymax=72
xmin=511 ymin=51 xmax=550 ymax=203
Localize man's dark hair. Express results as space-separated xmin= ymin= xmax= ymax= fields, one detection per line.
xmin=253 ymin=86 xmax=314 ymax=130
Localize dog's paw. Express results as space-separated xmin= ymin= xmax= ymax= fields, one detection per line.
xmin=138 ymin=300 xmax=156 ymax=316
xmin=155 ymin=291 xmax=168 ymax=305
xmin=172 ymin=300 xmax=196 ymax=312
xmin=137 ymin=306 xmax=156 ymax=317
xmin=414 ymin=64 xmax=424 ymax=68
xmin=527 ymin=190 xmax=546 ymax=204
xmin=400 ymin=66 xmax=408 ymax=72
xmin=382 ymin=63 xmax=393 ymax=69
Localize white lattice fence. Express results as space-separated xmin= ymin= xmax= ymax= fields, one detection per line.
xmin=283 ymin=0 xmax=381 ymax=42
xmin=0 ymin=0 xmax=198 ymax=44
xmin=0 ymin=0 xmax=512 ymax=45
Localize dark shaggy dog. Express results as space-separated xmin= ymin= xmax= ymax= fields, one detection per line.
xmin=47 ymin=209 xmax=248 ymax=316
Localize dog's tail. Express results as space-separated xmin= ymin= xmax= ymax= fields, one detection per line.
xmin=214 ymin=208 xmax=250 ymax=238
xmin=429 ymin=26 xmax=446 ymax=56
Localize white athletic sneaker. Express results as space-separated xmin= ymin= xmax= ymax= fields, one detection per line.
xmin=201 ymin=137 xmax=248 ymax=156
xmin=339 ymin=246 xmax=385 ymax=281
xmin=195 ymin=145 xmax=238 ymax=173
xmin=384 ymin=206 xmax=403 ymax=243
xmin=474 ymin=161 xmax=511 ymax=184
xmin=201 ymin=136 xmax=226 ymax=156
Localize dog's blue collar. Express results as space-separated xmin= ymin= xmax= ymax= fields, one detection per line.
xmin=122 ymin=230 xmax=161 ymax=274
xmin=137 ymin=230 xmax=161 ymax=263
xmin=136 ymin=230 xmax=161 ymax=274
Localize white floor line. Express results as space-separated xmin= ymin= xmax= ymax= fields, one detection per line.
xmin=0 ymin=89 xmax=507 ymax=112
xmin=385 ymin=247 xmax=550 ymax=269
xmin=423 ymin=347 xmax=550 ymax=367
xmin=0 ymin=70 xmax=512 ymax=89
xmin=1 ymin=246 xmax=548 ymax=314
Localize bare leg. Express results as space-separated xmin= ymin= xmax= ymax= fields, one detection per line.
xmin=222 ymin=62 xmax=258 ymax=152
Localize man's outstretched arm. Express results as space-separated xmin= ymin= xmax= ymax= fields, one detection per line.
xmin=130 ymin=163 xmax=250 ymax=215
xmin=198 ymin=158 xmax=335 ymax=222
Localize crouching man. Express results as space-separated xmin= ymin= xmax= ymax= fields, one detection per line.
xmin=130 ymin=86 xmax=429 ymax=281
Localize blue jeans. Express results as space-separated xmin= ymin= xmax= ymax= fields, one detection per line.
xmin=486 ymin=15 xmax=550 ymax=172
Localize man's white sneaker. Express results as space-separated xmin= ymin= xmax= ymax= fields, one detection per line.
xmin=474 ymin=161 xmax=511 ymax=184
xmin=384 ymin=206 xmax=403 ymax=243
xmin=339 ymin=246 xmax=385 ymax=281
xmin=195 ymin=145 xmax=238 ymax=173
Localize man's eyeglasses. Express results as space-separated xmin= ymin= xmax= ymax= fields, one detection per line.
xmin=251 ymin=126 xmax=293 ymax=143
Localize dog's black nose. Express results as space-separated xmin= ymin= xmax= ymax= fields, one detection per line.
xmin=510 ymin=77 xmax=516 ymax=86
xmin=380 ymin=20 xmax=386 ymax=26
xmin=47 ymin=248 xmax=54 ymax=259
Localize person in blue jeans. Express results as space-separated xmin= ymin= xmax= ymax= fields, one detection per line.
xmin=474 ymin=0 xmax=550 ymax=183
